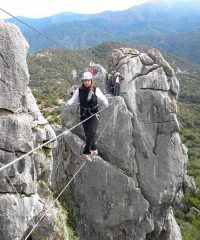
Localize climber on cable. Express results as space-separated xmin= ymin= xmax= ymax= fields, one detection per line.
xmin=66 ymin=71 xmax=108 ymax=155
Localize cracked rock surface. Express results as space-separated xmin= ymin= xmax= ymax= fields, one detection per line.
xmin=0 ymin=21 xmax=68 ymax=239
xmin=53 ymin=48 xmax=194 ymax=240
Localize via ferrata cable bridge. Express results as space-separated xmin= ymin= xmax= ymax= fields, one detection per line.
xmin=0 ymin=8 xmax=130 ymax=239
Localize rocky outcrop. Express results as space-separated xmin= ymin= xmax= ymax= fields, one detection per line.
xmin=0 ymin=21 xmax=68 ymax=239
xmin=53 ymin=47 xmax=194 ymax=239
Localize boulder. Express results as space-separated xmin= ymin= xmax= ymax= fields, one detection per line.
xmin=0 ymin=21 xmax=68 ymax=240
xmin=53 ymin=48 xmax=191 ymax=239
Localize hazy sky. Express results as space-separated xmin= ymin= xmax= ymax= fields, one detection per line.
xmin=0 ymin=0 xmax=151 ymax=19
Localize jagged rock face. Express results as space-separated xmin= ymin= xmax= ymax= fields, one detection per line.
xmin=0 ymin=21 xmax=68 ymax=240
xmin=53 ymin=47 xmax=194 ymax=239
xmin=0 ymin=22 xmax=29 ymax=112
xmin=105 ymin=48 xmax=188 ymax=238
xmin=109 ymin=48 xmax=185 ymax=206
xmin=93 ymin=64 xmax=108 ymax=93
xmin=52 ymin=131 xmax=154 ymax=240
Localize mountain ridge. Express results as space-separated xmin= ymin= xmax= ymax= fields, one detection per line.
xmin=7 ymin=0 xmax=200 ymax=63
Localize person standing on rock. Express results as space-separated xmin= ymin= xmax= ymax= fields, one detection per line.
xmin=89 ymin=61 xmax=95 ymax=76
xmin=113 ymin=71 xmax=124 ymax=96
xmin=69 ymin=69 xmax=78 ymax=96
xmin=66 ymin=71 xmax=108 ymax=155
xmin=107 ymin=70 xmax=114 ymax=94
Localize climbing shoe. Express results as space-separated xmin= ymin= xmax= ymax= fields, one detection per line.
xmin=91 ymin=149 xmax=98 ymax=156
xmin=83 ymin=155 xmax=92 ymax=162
xmin=83 ymin=149 xmax=91 ymax=155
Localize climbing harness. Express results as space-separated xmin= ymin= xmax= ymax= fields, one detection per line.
xmin=23 ymin=104 xmax=116 ymax=239
xmin=0 ymin=78 xmax=125 ymax=173
xmin=0 ymin=102 xmax=109 ymax=173
xmin=80 ymin=104 xmax=99 ymax=118
xmin=22 ymin=81 xmax=132 ymax=239
xmin=0 ymin=7 xmax=133 ymax=238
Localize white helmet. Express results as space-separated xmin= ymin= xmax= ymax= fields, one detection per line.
xmin=82 ymin=71 xmax=93 ymax=80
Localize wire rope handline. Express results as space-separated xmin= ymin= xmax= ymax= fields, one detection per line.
xmin=24 ymin=97 xmax=119 ymax=239
xmin=0 ymin=7 xmax=132 ymax=238
xmin=3 ymin=170 xmax=19 ymax=195
xmin=95 ymin=104 xmax=116 ymax=144
xmin=0 ymin=80 xmax=130 ymax=173
xmin=14 ymin=83 xmax=131 ymax=239
xmin=0 ymin=7 xmax=69 ymax=50
xmin=0 ymin=81 xmax=121 ymax=172
xmin=0 ymin=90 xmax=119 ymax=172
xmin=0 ymin=103 xmax=111 ymax=173
xmin=24 ymin=160 xmax=87 ymax=240
xmin=3 ymin=92 xmax=118 ymax=240
xmin=24 ymin=97 xmax=120 ymax=240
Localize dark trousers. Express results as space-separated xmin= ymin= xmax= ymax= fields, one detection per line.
xmin=82 ymin=115 xmax=99 ymax=152
xmin=108 ymin=80 xmax=114 ymax=94
xmin=113 ymin=83 xmax=120 ymax=96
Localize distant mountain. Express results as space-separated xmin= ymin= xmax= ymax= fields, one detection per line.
xmin=8 ymin=12 xmax=91 ymax=32
xmin=8 ymin=0 xmax=200 ymax=63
